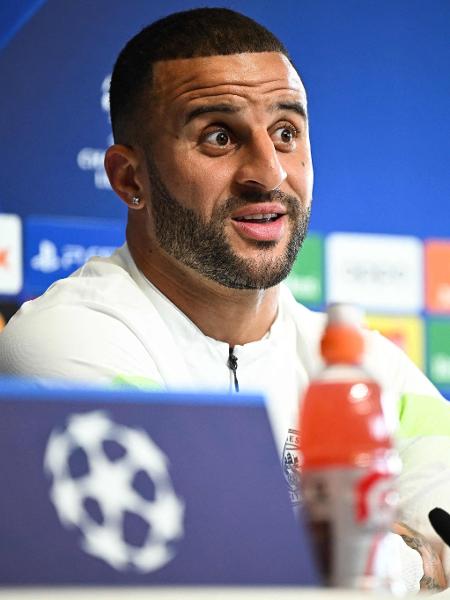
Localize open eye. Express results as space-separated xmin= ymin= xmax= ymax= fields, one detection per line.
xmin=203 ymin=129 xmax=232 ymax=147
xmin=273 ymin=124 xmax=298 ymax=150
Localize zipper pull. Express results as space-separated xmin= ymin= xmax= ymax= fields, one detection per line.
xmin=227 ymin=346 xmax=240 ymax=393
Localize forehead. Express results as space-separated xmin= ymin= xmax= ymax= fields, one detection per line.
xmin=151 ymin=52 xmax=306 ymax=112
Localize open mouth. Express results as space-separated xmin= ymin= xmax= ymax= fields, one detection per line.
xmin=231 ymin=211 xmax=287 ymax=242
xmin=233 ymin=213 xmax=282 ymax=223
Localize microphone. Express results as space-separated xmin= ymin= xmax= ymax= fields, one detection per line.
xmin=429 ymin=508 xmax=450 ymax=547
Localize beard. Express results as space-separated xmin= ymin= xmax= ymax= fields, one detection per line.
xmin=145 ymin=154 xmax=311 ymax=290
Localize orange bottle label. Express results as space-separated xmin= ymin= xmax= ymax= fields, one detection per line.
xmin=300 ymin=381 xmax=391 ymax=469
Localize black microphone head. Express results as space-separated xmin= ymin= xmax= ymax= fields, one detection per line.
xmin=429 ymin=507 xmax=450 ymax=547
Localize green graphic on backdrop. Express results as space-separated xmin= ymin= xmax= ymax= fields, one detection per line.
xmin=428 ymin=319 xmax=450 ymax=388
xmin=286 ymin=233 xmax=323 ymax=306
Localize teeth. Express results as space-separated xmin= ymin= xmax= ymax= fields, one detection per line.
xmin=240 ymin=213 xmax=278 ymax=221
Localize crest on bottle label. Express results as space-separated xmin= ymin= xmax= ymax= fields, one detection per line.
xmin=282 ymin=428 xmax=302 ymax=505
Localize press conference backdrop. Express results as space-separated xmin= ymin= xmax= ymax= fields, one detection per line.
xmin=0 ymin=0 xmax=449 ymax=397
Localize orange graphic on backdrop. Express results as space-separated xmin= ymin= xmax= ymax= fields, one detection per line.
xmin=365 ymin=315 xmax=423 ymax=370
xmin=0 ymin=249 xmax=9 ymax=269
xmin=425 ymin=241 xmax=450 ymax=314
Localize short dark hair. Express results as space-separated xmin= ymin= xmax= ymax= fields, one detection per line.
xmin=109 ymin=7 xmax=290 ymax=143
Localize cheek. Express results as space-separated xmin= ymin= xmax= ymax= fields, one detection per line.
xmin=167 ymin=154 xmax=232 ymax=216
xmin=157 ymin=156 xmax=194 ymax=194
xmin=303 ymin=159 xmax=314 ymax=195
xmin=285 ymin=153 xmax=314 ymax=199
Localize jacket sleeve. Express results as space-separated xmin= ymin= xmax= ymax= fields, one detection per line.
xmin=364 ymin=329 xmax=450 ymax=586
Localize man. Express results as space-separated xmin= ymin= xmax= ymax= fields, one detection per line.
xmin=1 ymin=7 xmax=449 ymax=592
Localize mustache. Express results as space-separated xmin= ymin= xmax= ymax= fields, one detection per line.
xmin=219 ymin=189 xmax=301 ymax=217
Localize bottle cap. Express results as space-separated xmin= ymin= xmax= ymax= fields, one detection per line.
xmin=321 ymin=303 xmax=365 ymax=365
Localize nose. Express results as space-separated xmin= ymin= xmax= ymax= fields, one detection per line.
xmin=234 ymin=130 xmax=287 ymax=192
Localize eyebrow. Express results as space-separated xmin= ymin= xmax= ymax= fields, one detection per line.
xmin=184 ymin=104 xmax=241 ymax=125
xmin=271 ymin=101 xmax=307 ymax=120
xmin=184 ymin=99 xmax=307 ymax=126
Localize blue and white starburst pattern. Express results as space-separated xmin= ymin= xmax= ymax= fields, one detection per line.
xmin=44 ymin=410 xmax=184 ymax=572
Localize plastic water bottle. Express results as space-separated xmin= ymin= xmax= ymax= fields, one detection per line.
xmin=299 ymin=304 xmax=402 ymax=593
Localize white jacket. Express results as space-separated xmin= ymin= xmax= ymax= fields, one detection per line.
xmin=1 ymin=243 xmax=449 ymax=592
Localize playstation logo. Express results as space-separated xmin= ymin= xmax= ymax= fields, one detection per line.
xmin=30 ymin=240 xmax=60 ymax=273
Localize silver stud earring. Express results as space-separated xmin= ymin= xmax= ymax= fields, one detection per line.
xmin=131 ymin=196 xmax=140 ymax=206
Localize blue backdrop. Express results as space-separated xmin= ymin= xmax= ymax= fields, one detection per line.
xmin=1 ymin=0 xmax=449 ymax=236
xmin=1 ymin=1 xmax=450 ymax=397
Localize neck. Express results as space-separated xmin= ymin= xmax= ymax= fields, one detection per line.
xmin=127 ymin=235 xmax=279 ymax=347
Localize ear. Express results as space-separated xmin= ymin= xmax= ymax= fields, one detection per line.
xmin=104 ymin=144 xmax=146 ymax=210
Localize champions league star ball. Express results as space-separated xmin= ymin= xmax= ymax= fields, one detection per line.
xmin=44 ymin=410 xmax=184 ymax=572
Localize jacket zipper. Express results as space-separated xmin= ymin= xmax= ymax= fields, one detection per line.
xmin=227 ymin=346 xmax=239 ymax=393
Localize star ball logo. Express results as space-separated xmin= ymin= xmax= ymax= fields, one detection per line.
xmin=44 ymin=411 xmax=185 ymax=572
xmin=76 ymin=75 xmax=112 ymax=190
xmin=0 ymin=214 xmax=23 ymax=295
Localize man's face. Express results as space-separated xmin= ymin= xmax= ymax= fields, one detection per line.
xmin=139 ymin=52 xmax=313 ymax=289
